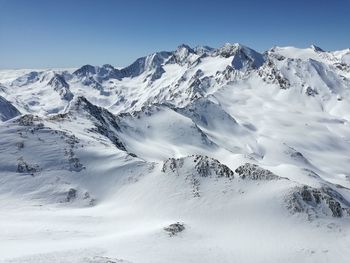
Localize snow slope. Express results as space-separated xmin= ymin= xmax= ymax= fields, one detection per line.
xmin=0 ymin=96 xmax=20 ymax=121
xmin=0 ymin=43 xmax=350 ymax=263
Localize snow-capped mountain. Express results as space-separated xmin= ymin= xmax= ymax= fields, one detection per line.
xmin=1 ymin=43 xmax=350 ymax=263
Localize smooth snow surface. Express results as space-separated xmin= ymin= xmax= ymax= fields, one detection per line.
xmin=1 ymin=43 xmax=350 ymax=263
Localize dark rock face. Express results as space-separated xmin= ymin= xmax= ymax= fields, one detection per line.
xmin=73 ymin=64 xmax=123 ymax=82
xmin=149 ymin=66 xmax=165 ymax=82
xmin=48 ymin=74 xmax=69 ymax=89
xmin=305 ymin=86 xmax=319 ymax=96
xmin=16 ymin=157 xmax=41 ymax=175
xmin=164 ymin=222 xmax=185 ymax=236
xmin=66 ymin=188 xmax=77 ymax=202
xmin=48 ymin=74 xmax=74 ymax=101
xmin=311 ymin=45 xmax=325 ymax=52
xmin=287 ymin=185 xmax=350 ymax=218
xmin=0 ymin=96 xmax=21 ymax=121
xmin=71 ymin=96 xmax=127 ymax=151
xmin=73 ymin=64 xmax=97 ymax=77
xmin=235 ymin=163 xmax=284 ymax=180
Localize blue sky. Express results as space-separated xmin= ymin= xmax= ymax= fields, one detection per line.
xmin=0 ymin=0 xmax=349 ymax=69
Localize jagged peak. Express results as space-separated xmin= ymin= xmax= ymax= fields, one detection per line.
xmin=73 ymin=64 xmax=96 ymax=76
xmin=48 ymin=73 xmax=69 ymax=88
xmin=47 ymin=73 xmax=73 ymax=101
xmin=216 ymin=43 xmax=241 ymax=57
xmin=67 ymin=96 xmax=107 ymax=117
xmin=67 ymin=96 xmax=127 ymax=151
xmin=310 ymin=44 xmax=325 ymax=52
xmin=101 ymin=64 xmax=115 ymax=70
xmin=176 ymin=43 xmax=195 ymax=53
xmin=214 ymin=43 xmax=264 ymax=69
xmin=120 ymin=51 xmax=171 ymax=78
xmin=194 ymin=45 xmax=215 ymax=56
xmin=68 ymin=96 xmax=119 ymax=125
xmin=68 ymin=96 xmax=94 ymax=111
xmin=166 ymin=44 xmax=198 ymax=66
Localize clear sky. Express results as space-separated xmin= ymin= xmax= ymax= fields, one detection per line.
xmin=0 ymin=0 xmax=349 ymax=69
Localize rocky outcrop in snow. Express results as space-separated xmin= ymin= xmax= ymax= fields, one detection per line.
xmin=164 ymin=222 xmax=185 ymax=236
xmin=258 ymin=56 xmax=291 ymax=89
xmin=287 ymin=185 xmax=350 ymax=218
xmin=162 ymin=155 xmax=234 ymax=178
xmin=162 ymin=155 xmax=234 ymax=197
xmin=235 ymin=163 xmax=285 ymax=180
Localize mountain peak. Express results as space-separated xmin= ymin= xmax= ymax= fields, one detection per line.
xmin=215 ymin=43 xmax=264 ymax=69
xmin=310 ymin=44 xmax=324 ymax=52
xmin=216 ymin=43 xmax=243 ymax=58
xmin=72 ymin=65 xmax=97 ymax=80
xmin=194 ymin=45 xmax=215 ymax=56
xmin=176 ymin=43 xmax=195 ymax=52
xmin=169 ymin=44 xmax=197 ymax=65
xmin=48 ymin=73 xmax=69 ymax=88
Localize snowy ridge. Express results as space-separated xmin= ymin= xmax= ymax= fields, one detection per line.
xmin=1 ymin=43 xmax=350 ymax=263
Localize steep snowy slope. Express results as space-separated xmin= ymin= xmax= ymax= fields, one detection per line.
xmin=0 ymin=95 xmax=20 ymax=121
xmin=1 ymin=43 xmax=350 ymax=263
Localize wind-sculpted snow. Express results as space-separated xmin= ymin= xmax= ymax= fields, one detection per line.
xmin=1 ymin=43 xmax=350 ymax=263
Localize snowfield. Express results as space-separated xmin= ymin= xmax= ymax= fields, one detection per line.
xmin=0 ymin=43 xmax=350 ymax=263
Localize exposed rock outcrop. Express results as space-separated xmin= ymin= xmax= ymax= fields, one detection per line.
xmin=287 ymin=185 xmax=350 ymax=218
xmin=235 ymin=163 xmax=285 ymax=180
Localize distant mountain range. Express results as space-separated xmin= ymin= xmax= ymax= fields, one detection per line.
xmin=1 ymin=43 xmax=350 ymax=263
